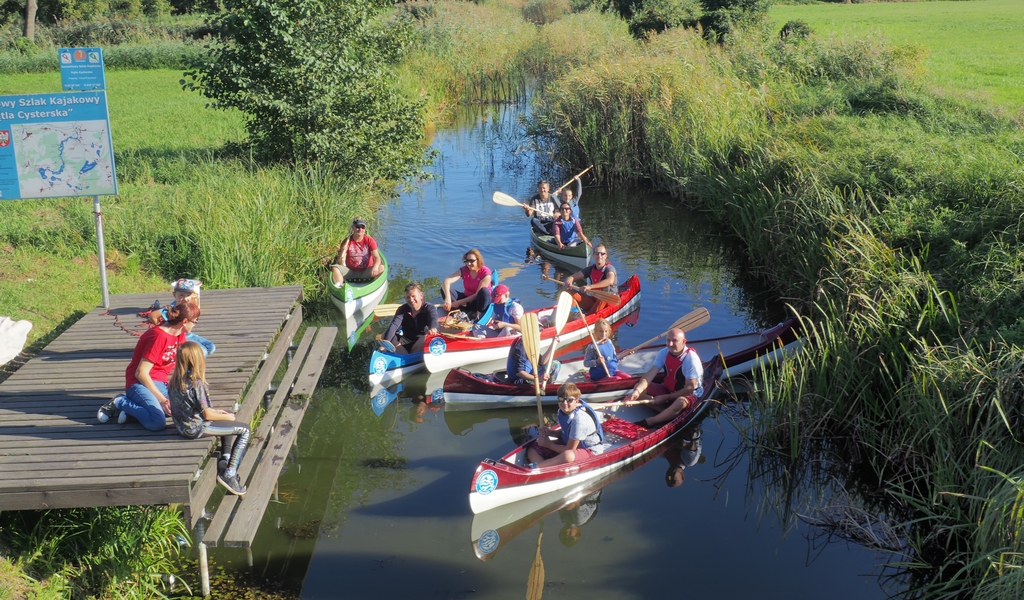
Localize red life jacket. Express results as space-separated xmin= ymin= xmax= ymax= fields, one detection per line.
xmin=663 ymin=346 xmax=697 ymax=392
xmin=588 ymin=262 xmax=612 ymax=285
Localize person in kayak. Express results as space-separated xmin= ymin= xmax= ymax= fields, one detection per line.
xmin=485 ymin=284 xmax=524 ymax=337
xmin=622 ymin=328 xmax=704 ymax=429
xmin=506 ymin=334 xmax=561 ymax=386
xmin=527 ymin=383 xmax=605 ymax=469
xmin=552 ymin=203 xmax=592 ymax=250
xmin=559 ymin=175 xmax=583 ymax=222
xmin=331 ymin=217 xmax=384 ymax=286
xmin=564 ymin=244 xmax=617 ymax=313
xmin=441 ymin=249 xmax=494 ymax=319
xmin=664 ymin=423 xmax=704 ymax=488
xmin=583 ymin=318 xmax=620 ymax=380
xmin=523 ymin=180 xmax=557 ymax=235
xmin=381 ymin=283 xmax=438 ymax=354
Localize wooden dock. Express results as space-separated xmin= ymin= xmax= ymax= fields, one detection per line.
xmin=0 ymin=286 xmax=303 ymax=512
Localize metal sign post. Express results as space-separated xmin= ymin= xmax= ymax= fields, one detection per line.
xmin=93 ymin=195 xmax=110 ymax=308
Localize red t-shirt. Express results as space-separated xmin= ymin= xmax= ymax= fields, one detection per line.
xmin=345 ymin=235 xmax=378 ymax=271
xmin=125 ymin=327 xmax=187 ymax=388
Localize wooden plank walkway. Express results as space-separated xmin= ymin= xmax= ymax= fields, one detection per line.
xmin=0 ymin=286 xmax=303 ymax=511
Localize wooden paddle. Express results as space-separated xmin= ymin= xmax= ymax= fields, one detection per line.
xmin=527 ymin=523 xmax=544 ymax=600
xmin=552 ymin=165 xmax=593 ymax=195
xmin=541 ymin=292 xmax=574 ymax=382
xmin=373 ymin=303 xmax=402 ymax=318
xmin=521 ymin=311 xmax=544 ymax=426
xmin=569 ymin=295 xmax=612 ymax=378
xmin=492 ymin=191 xmax=555 ymax=219
xmin=542 ymin=275 xmax=621 ymax=305
xmin=616 ymin=307 xmax=711 ymax=358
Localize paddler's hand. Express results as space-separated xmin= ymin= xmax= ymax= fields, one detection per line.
xmin=427 ymin=328 xmax=438 ymax=335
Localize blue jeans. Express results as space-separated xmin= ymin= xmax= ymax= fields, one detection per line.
xmin=187 ymin=332 xmax=216 ymax=356
xmin=120 ymin=382 xmax=169 ymax=431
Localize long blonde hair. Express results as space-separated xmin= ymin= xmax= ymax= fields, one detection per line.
xmin=170 ymin=341 xmax=206 ymax=393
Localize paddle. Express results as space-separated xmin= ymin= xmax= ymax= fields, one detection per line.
xmin=527 ymin=524 xmax=544 ymax=600
xmin=616 ymin=307 xmax=711 ymax=358
xmin=542 ymin=275 xmax=621 ymax=305
xmin=571 ymin=295 xmax=611 ymax=378
xmin=541 ymin=292 xmax=574 ymax=382
xmin=373 ymin=303 xmax=402 ymax=318
xmin=552 ymin=165 xmax=593 ymax=195
xmin=492 ymin=191 xmax=555 ymax=219
xmin=521 ymin=312 xmax=544 ymax=427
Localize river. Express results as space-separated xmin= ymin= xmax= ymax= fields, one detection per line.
xmin=211 ymin=104 xmax=891 ymax=599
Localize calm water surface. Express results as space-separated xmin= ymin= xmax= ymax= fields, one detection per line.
xmin=215 ymin=105 xmax=890 ymax=599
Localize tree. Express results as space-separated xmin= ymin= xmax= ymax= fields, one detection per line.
xmin=24 ymin=0 xmax=37 ymax=42
xmin=184 ymin=0 xmax=425 ymax=180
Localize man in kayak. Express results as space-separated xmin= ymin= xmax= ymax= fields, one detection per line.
xmin=553 ymin=202 xmax=592 ymax=250
xmin=523 ymin=180 xmax=557 ymax=235
xmin=381 ymin=283 xmax=438 ymax=354
xmin=506 ymin=334 xmax=560 ymax=387
xmin=622 ymin=328 xmax=704 ymax=429
xmin=527 ymin=383 xmax=605 ymax=469
xmin=485 ymin=284 xmax=524 ymax=337
xmin=331 ymin=218 xmax=384 ymax=286
xmin=563 ymin=244 xmax=617 ymax=313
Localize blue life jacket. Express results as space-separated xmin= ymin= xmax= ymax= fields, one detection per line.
xmin=557 ymin=400 xmax=605 ymax=449
xmin=492 ymin=298 xmax=520 ymax=324
xmin=589 ymin=339 xmax=619 ymax=380
xmin=556 ymin=217 xmax=580 ymax=245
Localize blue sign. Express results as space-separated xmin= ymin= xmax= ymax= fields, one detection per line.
xmin=59 ymin=47 xmax=106 ymax=91
xmin=0 ymin=91 xmax=118 ymax=200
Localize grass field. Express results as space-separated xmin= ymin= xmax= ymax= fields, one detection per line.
xmin=771 ymin=0 xmax=1024 ymax=109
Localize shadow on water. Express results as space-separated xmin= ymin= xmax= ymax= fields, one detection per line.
xmin=208 ymin=102 xmax=901 ymax=598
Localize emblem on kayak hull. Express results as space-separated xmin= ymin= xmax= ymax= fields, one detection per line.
xmin=345 ymin=287 xmax=354 ymax=302
xmin=373 ymin=356 xmax=387 ymax=375
xmin=476 ymin=470 xmax=498 ymax=495
xmin=477 ymin=530 xmax=500 ymax=555
xmin=429 ymin=337 xmax=446 ymax=356
xmin=372 ymin=388 xmax=389 ymax=411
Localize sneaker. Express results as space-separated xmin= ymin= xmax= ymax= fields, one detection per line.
xmin=217 ymin=455 xmax=230 ymax=474
xmin=97 ymin=398 xmax=119 ymax=423
xmin=117 ymin=410 xmax=137 ymax=425
xmin=217 ymin=473 xmax=246 ymax=497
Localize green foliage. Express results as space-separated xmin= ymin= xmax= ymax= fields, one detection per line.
xmin=0 ymin=40 xmax=205 ymax=72
xmin=778 ymin=18 xmax=810 ymax=39
xmin=185 ymin=0 xmax=425 ymax=180
xmin=627 ymin=0 xmax=701 ymax=37
xmin=523 ymin=0 xmax=571 ymax=24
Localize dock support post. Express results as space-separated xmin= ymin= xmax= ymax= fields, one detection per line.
xmin=198 ymin=542 xmax=210 ymax=598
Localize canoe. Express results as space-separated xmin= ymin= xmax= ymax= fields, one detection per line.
xmin=327 ymin=251 xmax=390 ymax=319
xmin=468 ymin=357 xmax=721 ymax=514
xmin=343 ymin=284 xmax=384 ymax=350
xmin=530 ymin=228 xmax=592 ymax=271
xmin=368 ymin=301 xmax=498 ymax=386
xmin=423 ymin=275 xmax=642 ymax=374
xmin=444 ymin=318 xmax=800 ymax=410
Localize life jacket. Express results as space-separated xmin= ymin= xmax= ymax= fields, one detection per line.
xmin=556 ymin=217 xmax=579 ymax=244
xmin=588 ymin=262 xmax=612 ymax=286
xmin=589 ymin=339 xmax=619 ymax=380
xmin=492 ymin=298 xmax=519 ymax=324
xmin=663 ymin=346 xmax=697 ymax=393
xmin=557 ymin=400 xmax=605 ymax=449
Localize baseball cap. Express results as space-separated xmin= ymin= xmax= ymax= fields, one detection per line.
xmin=493 ymin=284 xmax=509 ymax=296
xmin=352 ymin=218 xmax=367 ymax=228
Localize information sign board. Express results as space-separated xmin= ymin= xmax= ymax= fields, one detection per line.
xmin=59 ymin=47 xmax=106 ymax=91
xmin=0 ymin=91 xmax=118 ymax=200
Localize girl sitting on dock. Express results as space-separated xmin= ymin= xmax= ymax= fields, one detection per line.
xmin=169 ymin=341 xmax=250 ymax=497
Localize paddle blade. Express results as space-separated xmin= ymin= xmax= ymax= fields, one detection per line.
xmin=554 ymin=292 xmax=573 ymax=333
xmin=673 ymin=307 xmax=711 ymax=333
xmin=527 ymin=531 xmax=544 ymax=600
xmin=492 ymin=191 xmax=522 ymax=208
xmin=521 ymin=312 xmax=542 ymax=369
xmin=373 ymin=303 xmax=401 ymax=317
xmin=588 ymin=288 xmax=621 ymax=305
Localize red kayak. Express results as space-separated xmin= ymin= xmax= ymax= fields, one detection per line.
xmin=468 ymin=357 xmax=722 ymax=514
xmin=422 ymin=275 xmax=642 ymax=373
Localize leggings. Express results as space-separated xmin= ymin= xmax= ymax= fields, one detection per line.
xmin=202 ymin=422 xmax=251 ymax=478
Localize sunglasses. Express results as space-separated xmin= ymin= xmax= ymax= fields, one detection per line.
xmin=594 ymin=251 xmax=607 ymax=256
xmin=464 ymin=258 xmax=478 ymax=264
xmin=558 ymin=397 xmax=578 ymax=404
xmin=353 ymin=225 xmax=366 ymax=230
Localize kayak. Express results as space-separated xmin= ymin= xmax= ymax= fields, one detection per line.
xmin=423 ymin=275 xmax=642 ymax=374
xmin=444 ymin=318 xmax=800 ymax=410
xmin=343 ymin=286 xmax=383 ymax=350
xmin=530 ymin=228 xmax=591 ymax=270
xmin=468 ymin=357 xmax=721 ymax=514
xmin=367 ymin=301 xmax=498 ymax=386
xmin=328 ymin=252 xmax=390 ymax=319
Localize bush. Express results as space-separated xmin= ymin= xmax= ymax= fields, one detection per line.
xmin=779 ymin=18 xmax=811 ymax=39
xmin=523 ymin=0 xmax=572 ymax=23
xmin=627 ymin=0 xmax=702 ymax=37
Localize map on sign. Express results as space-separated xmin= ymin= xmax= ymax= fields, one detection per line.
xmin=12 ymin=121 xmax=116 ymax=197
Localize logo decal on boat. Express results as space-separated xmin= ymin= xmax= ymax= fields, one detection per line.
xmin=477 ymin=530 xmax=500 ymax=555
xmin=372 ymin=388 xmax=389 ymax=411
xmin=431 ymin=388 xmax=445 ymax=404
xmin=476 ymin=470 xmax=498 ymax=495
xmin=429 ymin=337 xmax=446 ymax=356
xmin=373 ymin=356 xmax=387 ymax=375
xmin=345 ymin=287 xmax=354 ymax=302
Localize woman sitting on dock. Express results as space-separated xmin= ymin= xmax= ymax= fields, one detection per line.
xmin=441 ymin=249 xmax=494 ymax=319
xmin=169 ymin=341 xmax=250 ymax=496
xmin=98 ymin=302 xmax=200 ymax=431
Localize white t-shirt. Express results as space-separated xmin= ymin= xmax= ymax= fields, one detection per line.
xmin=653 ymin=346 xmax=704 ymax=398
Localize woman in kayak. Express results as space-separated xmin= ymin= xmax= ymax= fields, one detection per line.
xmin=441 ymin=249 xmax=494 ymax=319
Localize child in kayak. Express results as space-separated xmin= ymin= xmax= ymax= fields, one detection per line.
xmin=584 ymin=318 xmax=620 ymax=380
xmin=527 ymin=382 xmax=605 ymax=469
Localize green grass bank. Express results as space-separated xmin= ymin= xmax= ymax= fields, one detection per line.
xmin=771 ymin=0 xmax=1024 ymax=109
xmin=400 ymin=1 xmax=1024 ymax=595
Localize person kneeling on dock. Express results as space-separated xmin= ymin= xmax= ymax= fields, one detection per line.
xmin=623 ymin=328 xmax=703 ymax=429
xmin=169 ymin=342 xmax=250 ymax=496
xmin=527 ymin=383 xmax=605 ymax=469
xmin=381 ymin=283 xmax=438 ymax=354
